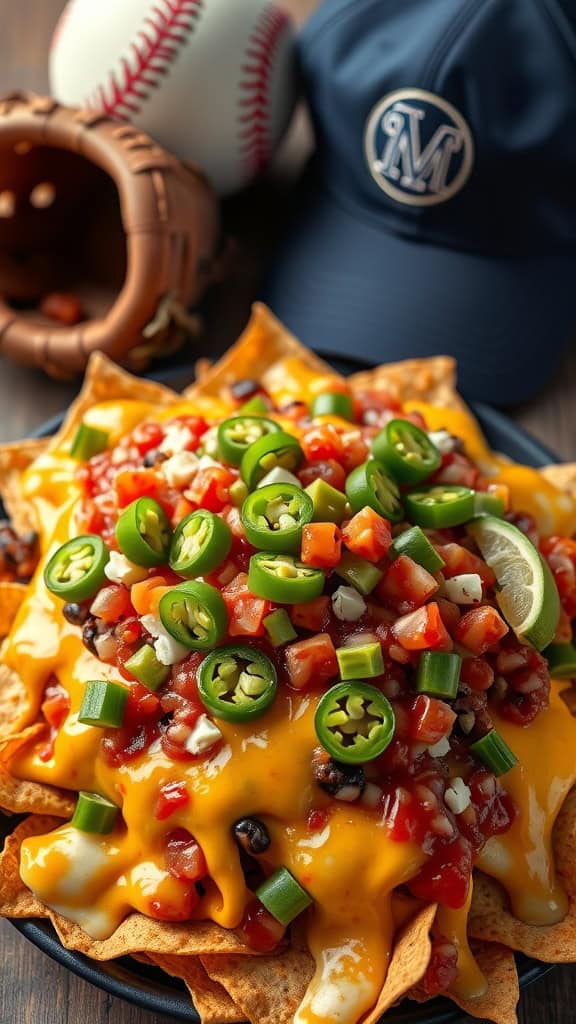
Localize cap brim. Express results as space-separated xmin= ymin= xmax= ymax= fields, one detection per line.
xmin=262 ymin=185 xmax=576 ymax=405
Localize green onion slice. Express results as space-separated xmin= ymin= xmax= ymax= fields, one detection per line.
xmin=469 ymin=730 xmax=518 ymax=776
xmin=256 ymin=867 xmax=313 ymax=925
xmin=71 ymin=792 xmax=119 ymax=834
xmin=416 ymin=651 xmax=462 ymax=699
xmin=78 ymin=680 xmax=128 ymax=728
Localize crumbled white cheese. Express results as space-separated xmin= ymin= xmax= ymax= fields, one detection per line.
xmin=159 ymin=424 xmax=194 ymax=456
xmin=197 ymin=454 xmax=221 ymax=469
xmin=140 ymin=613 xmax=164 ymax=638
xmin=331 ymin=585 xmax=366 ymax=622
xmin=161 ymin=451 xmax=199 ymax=488
xmin=256 ymin=467 xmax=302 ymax=489
xmin=428 ymin=430 xmax=458 ymax=454
xmin=445 ymin=777 xmax=472 ymax=815
xmin=104 ymin=551 xmax=148 ymax=587
xmin=154 ymin=633 xmax=188 ymax=666
xmin=185 ymin=714 xmax=223 ymax=755
xmin=442 ymin=573 xmax=483 ymax=605
xmin=428 ymin=736 xmax=451 ymax=758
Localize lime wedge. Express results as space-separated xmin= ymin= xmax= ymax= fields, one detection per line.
xmin=468 ymin=516 xmax=560 ymax=651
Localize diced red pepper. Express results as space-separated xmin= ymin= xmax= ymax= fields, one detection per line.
xmin=301 ymin=523 xmax=342 ymax=569
xmin=285 ymin=633 xmax=338 ymax=690
xmin=222 ymin=573 xmax=271 ymax=636
xmin=379 ymin=556 xmax=439 ymax=614
xmin=454 ymin=606 xmax=508 ymax=655
xmin=342 ymin=507 xmax=392 ymax=563
xmin=115 ymin=468 xmax=162 ymax=508
xmin=155 ymin=781 xmax=190 ymax=821
xmin=392 ymin=602 xmax=452 ymax=651
xmin=186 ymin=466 xmax=237 ymax=513
xmin=290 ymin=595 xmax=331 ymax=632
xmin=301 ymin=423 xmax=344 ymax=462
xmin=407 ymin=694 xmax=457 ymax=743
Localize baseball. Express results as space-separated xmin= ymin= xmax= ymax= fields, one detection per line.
xmin=49 ymin=0 xmax=298 ymax=196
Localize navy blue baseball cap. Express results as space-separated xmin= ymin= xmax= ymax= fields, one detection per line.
xmin=263 ymin=0 xmax=576 ymax=404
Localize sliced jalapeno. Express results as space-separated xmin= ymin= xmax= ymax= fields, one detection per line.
xmin=159 ymin=580 xmax=228 ymax=650
xmin=217 ymin=415 xmax=281 ymax=467
xmin=248 ymin=552 xmax=324 ymax=603
xmin=116 ymin=498 xmax=172 ymax=568
xmin=44 ymin=535 xmax=110 ymax=603
xmin=241 ymin=431 xmax=303 ymax=490
xmin=241 ymin=483 xmax=313 ymax=553
xmin=70 ymin=422 xmax=109 ymax=461
xmin=372 ymin=419 xmax=441 ymax=485
xmin=310 ymin=392 xmax=354 ymax=420
xmin=345 ymin=460 xmax=404 ymax=523
xmin=169 ymin=509 xmax=232 ymax=577
xmin=198 ymin=645 xmax=277 ymax=722
xmin=315 ymin=682 xmax=395 ymax=763
xmin=406 ymin=485 xmax=475 ymax=528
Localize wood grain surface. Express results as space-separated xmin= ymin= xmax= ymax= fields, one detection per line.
xmin=1 ymin=2 xmax=575 ymax=1024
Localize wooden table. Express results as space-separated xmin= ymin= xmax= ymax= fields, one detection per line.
xmin=1 ymin=3 xmax=575 ymax=1024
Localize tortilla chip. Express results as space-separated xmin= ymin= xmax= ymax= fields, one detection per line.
xmin=0 ymin=661 xmax=31 ymax=735
xmin=0 ymin=814 xmax=61 ymax=918
xmin=0 ymin=438 xmax=48 ymax=532
xmin=541 ymin=463 xmax=576 ymax=499
xmin=358 ymin=904 xmax=437 ymax=1024
xmin=470 ymin=787 xmax=576 ymax=961
xmin=201 ymin=947 xmax=314 ymax=1024
xmin=0 ymin=725 xmax=74 ymax=817
xmin=0 ymin=582 xmax=27 ymax=637
xmin=149 ymin=955 xmax=244 ymax=1024
xmin=348 ymin=355 xmax=464 ymax=411
xmin=450 ymin=941 xmax=519 ymax=1024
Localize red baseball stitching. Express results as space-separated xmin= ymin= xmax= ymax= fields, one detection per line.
xmin=87 ymin=0 xmax=204 ymax=121
xmin=238 ymin=4 xmax=291 ymax=177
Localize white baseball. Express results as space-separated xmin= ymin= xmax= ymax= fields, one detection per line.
xmin=49 ymin=0 xmax=298 ymax=196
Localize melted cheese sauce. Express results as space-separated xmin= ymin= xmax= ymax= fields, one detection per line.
xmin=4 ymin=387 xmax=576 ymax=1023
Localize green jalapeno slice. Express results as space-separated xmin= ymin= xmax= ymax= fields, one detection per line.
xmin=116 ymin=498 xmax=172 ymax=568
xmin=372 ymin=419 xmax=441 ymax=485
xmin=241 ymin=483 xmax=313 ymax=553
xmin=248 ymin=552 xmax=325 ymax=603
xmin=315 ymin=682 xmax=395 ymax=763
xmin=241 ymin=431 xmax=304 ymax=489
xmin=345 ymin=460 xmax=404 ymax=523
xmin=198 ymin=645 xmax=277 ymax=722
xmin=405 ymin=485 xmax=475 ymax=528
xmin=44 ymin=535 xmax=110 ymax=603
xmin=70 ymin=422 xmax=109 ymax=461
xmin=310 ymin=392 xmax=354 ymax=420
xmin=159 ymin=580 xmax=228 ymax=650
xmin=217 ymin=415 xmax=281 ymax=466
xmin=169 ymin=509 xmax=232 ymax=577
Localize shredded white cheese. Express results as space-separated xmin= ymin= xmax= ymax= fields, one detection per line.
xmin=104 ymin=551 xmax=148 ymax=587
xmin=331 ymin=586 xmax=366 ymax=622
xmin=428 ymin=736 xmax=451 ymax=758
xmin=159 ymin=424 xmax=194 ymax=455
xmin=445 ymin=777 xmax=472 ymax=815
xmin=161 ymin=451 xmax=199 ymax=488
xmin=185 ymin=714 xmax=223 ymax=754
xmin=428 ymin=429 xmax=457 ymax=454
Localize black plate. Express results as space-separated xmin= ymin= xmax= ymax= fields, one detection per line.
xmin=0 ymin=355 xmax=556 ymax=1021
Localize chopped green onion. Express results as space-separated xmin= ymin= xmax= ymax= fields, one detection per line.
xmin=71 ymin=792 xmax=119 ymax=834
xmin=544 ymin=642 xmax=576 ymax=679
xmin=470 ymin=730 xmax=518 ymax=776
xmin=305 ymin=478 xmax=348 ymax=524
xmin=78 ymin=680 xmax=128 ymax=728
xmin=416 ymin=651 xmax=461 ymax=699
xmin=310 ymin=392 xmax=354 ymax=420
xmin=335 ymin=550 xmax=382 ymax=595
xmin=336 ymin=642 xmax=384 ymax=680
xmin=256 ymin=867 xmax=313 ymax=926
xmin=237 ymin=395 xmax=269 ymax=415
xmin=124 ymin=644 xmax=169 ymax=691
xmin=473 ymin=492 xmax=506 ymax=517
xmin=70 ymin=422 xmax=109 ymax=461
xmin=390 ymin=526 xmax=445 ymax=574
xmin=263 ymin=608 xmax=297 ymax=647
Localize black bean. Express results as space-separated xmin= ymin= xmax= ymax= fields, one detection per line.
xmin=143 ymin=449 xmax=167 ymax=468
xmin=63 ymin=602 xmax=89 ymax=626
xmin=314 ymin=759 xmax=365 ymax=799
xmin=233 ymin=817 xmax=271 ymax=855
xmin=82 ymin=618 xmax=99 ymax=656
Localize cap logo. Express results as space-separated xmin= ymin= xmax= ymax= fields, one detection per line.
xmin=364 ymin=89 xmax=474 ymax=206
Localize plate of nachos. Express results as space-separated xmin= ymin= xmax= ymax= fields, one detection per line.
xmin=1 ymin=305 xmax=576 ymax=1024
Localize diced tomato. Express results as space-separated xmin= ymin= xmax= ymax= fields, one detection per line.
xmin=222 ymin=573 xmax=271 ymax=636
xmin=131 ymin=421 xmax=164 ymax=455
xmin=301 ymin=523 xmax=342 ymax=569
xmin=342 ymin=507 xmax=392 ymax=563
xmin=162 ymin=416 xmax=207 ymax=451
xmin=148 ymin=888 xmax=198 ymax=922
xmin=406 ymin=694 xmax=457 ymax=743
xmin=436 ymin=597 xmax=461 ymax=633
xmin=421 ymin=939 xmax=459 ymax=997
xmin=90 ymin=584 xmax=133 ymax=624
xmin=205 ymin=558 xmax=238 ymax=590
xmin=220 ymin=504 xmax=246 ymax=539
xmin=116 ymin=616 xmax=142 ymax=646
xmin=301 ymin=423 xmax=344 ymax=462
xmin=339 ymin=431 xmax=370 ymax=474
xmin=115 ymin=468 xmax=162 ymax=508
xmin=164 ymin=828 xmax=207 ymax=882
xmin=298 ymin=459 xmax=346 ymax=492
xmin=379 ymin=556 xmax=439 ymax=614
xmin=290 ymin=595 xmax=331 ymax=632
xmin=409 ymin=836 xmax=472 ymax=909
xmin=434 ymin=543 xmax=495 ymax=587
xmin=498 ymin=646 xmax=550 ymax=725
xmin=172 ymin=497 xmax=194 ymax=526
xmin=285 ymin=633 xmax=338 ymax=690
xmin=542 ymin=536 xmax=576 ymax=618
xmin=239 ymin=899 xmax=286 ymax=953
xmin=155 ymin=781 xmax=190 ymax=821
xmin=454 ymin=606 xmax=508 ymax=655
xmin=392 ymin=603 xmax=452 ymax=651
xmin=186 ymin=466 xmax=237 ymax=513
xmin=433 ymin=452 xmax=478 ymax=489
xmin=307 ymin=808 xmax=330 ymax=832
xmin=460 ymin=657 xmax=494 ymax=691
xmin=41 ymin=683 xmax=70 ymax=729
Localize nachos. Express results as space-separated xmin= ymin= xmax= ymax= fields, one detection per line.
xmin=1 ymin=305 xmax=576 ymax=1024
